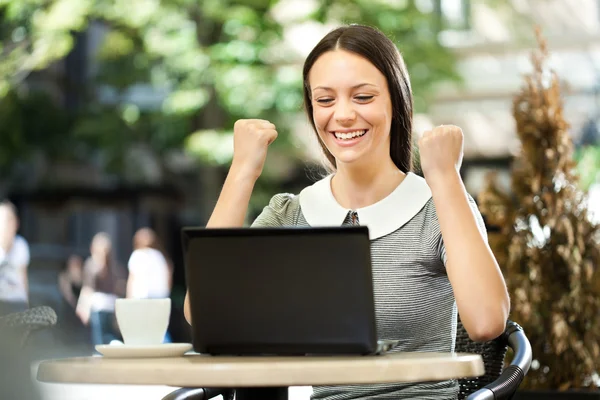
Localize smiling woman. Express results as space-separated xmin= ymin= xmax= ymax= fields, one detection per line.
xmin=302 ymin=26 xmax=413 ymax=178
xmin=309 ymin=52 xmax=392 ymax=168
xmin=184 ymin=24 xmax=509 ymax=400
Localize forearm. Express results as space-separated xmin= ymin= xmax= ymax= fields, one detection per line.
xmin=428 ymin=171 xmax=509 ymax=341
xmin=126 ymin=275 xmax=134 ymax=298
xmin=206 ymin=165 xmax=258 ymax=228
xmin=76 ymin=286 xmax=93 ymax=309
xmin=184 ymin=294 xmax=192 ymax=324
xmin=58 ymin=275 xmax=76 ymax=307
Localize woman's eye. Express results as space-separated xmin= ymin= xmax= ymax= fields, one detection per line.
xmin=355 ymin=96 xmax=374 ymax=101
xmin=316 ymin=98 xmax=334 ymax=104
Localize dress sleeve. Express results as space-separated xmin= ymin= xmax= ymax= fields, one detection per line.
xmin=438 ymin=194 xmax=488 ymax=266
xmin=251 ymin=193 xmax=298 ymax=228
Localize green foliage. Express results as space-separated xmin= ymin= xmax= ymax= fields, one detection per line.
xmin=0 ymin=89 xmax=73 ymax=172
xmin=0 ymin=0 xmax=460 ymax=201
xmin=309 ymin=0 xmax=461 ymax=112
xmin=575 ymin=146 xmax=600 ymax=191
xmin=0 ymin=0 xmax=91 ymax=95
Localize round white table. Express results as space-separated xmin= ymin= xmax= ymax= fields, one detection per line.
xmin=37 ymin=352 xmax=484 ymax=400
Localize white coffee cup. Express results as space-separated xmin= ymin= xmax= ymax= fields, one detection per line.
xmin=115 ymin=298 xmax=171 ymax=346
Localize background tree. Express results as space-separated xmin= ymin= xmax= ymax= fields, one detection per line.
xmin=0 ymin=0 xmax=461 ymax=212
xmin=478 ymin=27 xmax=600 ymax=390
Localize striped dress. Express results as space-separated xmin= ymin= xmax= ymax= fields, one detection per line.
xmin=251 ymin=172 xmax=487 ymax=400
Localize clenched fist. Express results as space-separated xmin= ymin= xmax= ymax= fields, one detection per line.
xmin=231 ymin=119 xmax=278 ymax=180
xmin=418 ymin=125 xmax=464 ymax=182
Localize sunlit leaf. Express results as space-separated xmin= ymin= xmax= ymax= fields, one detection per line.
xmin=162 ymin=89 xmax=210 ymax=115
xmin=185 ymin=129 xmax=234 ymax=165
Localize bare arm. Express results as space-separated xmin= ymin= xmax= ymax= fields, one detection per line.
xmin=429 ymin=170 xmax=510 ymax=342
xmin=126 ymin=273 xmax=135 ymax=298
xmin=75 ymin=286 xmax=94 ymax=325
xmin=183 ymin=166 xmax=258 ymax=324
xmin=58 ymin=272 xmax=76 ymax=308
xmin=76 ymin=260 xmax=97 ymax=325
xmin=205 ymin=166 xmax=259 ymax=229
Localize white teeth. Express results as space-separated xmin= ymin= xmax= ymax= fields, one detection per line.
xmin=334 ymin=130 xmax=367 ymax=140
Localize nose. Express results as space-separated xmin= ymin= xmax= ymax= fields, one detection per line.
xmin=334 ymin=99 xmax=356 ymax=125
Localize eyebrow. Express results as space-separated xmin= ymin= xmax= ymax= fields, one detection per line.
xmin=312 ymin=83 xmax=379 ymax=92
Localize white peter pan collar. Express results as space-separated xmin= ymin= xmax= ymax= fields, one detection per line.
xmin=298 ymin=172 xmax=432 ymax=240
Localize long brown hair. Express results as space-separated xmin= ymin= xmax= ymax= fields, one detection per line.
xmin=302 ymin=24 xmax=414 ymax=173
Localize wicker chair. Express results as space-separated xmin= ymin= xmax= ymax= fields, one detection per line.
xmin=161 ymin=320 xmax=532 ymax=400
xmin=0 ymin=305 xmax=58 ymax=346
xmin=0 ymin=306 xmax=58 ymax=400
xmin=457 ymin=320 xmax=532 ymax=400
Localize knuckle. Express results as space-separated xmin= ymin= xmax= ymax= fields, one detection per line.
xmin=258 ymin=129 xmax=271 ymax=139
xmin=234 ymin=119 xmax=249 ymax=131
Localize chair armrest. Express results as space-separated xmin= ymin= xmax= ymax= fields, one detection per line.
xmin=161 ymin=388 xmax=234 ymax=400
xmin=0 ymin=306 xmax=58 ymax=348
xmin=0 ymin=306 xmax=57 ymax=330
xmin=467 ymin=321 xmax=533 ymax=400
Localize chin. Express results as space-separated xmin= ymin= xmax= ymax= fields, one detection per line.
xmin=328 ymin=150 xmax=366 ymax=167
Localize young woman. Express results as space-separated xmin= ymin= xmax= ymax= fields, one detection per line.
xmin=76 ymin=232 xmax=126 ymax=346
xmin=184 ymin=24 xmax=509 ymax=399
xmin=58 ymin=254 xmax=84 ymax=309
xmin=126 ymin=227 xmax=172 ymax=301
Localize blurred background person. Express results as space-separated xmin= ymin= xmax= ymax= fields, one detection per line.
xmin=127 ymin=227 xmax=172 ymax=343
xmin=76 ymin=232 xmax=126 ymax=346
xmin=56 ymin=253 xmax=91 ymax=353
xmin=0 ymin=201 xmax=40 ymax=399
xmin=126 ymin=227 xmax=172 ymax=300
xmin=0 ymin=200 xmax=31 ymax=316
xmin=58 ymin=254 xmax=84 ymax=310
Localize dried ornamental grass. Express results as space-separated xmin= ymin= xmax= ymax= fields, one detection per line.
xmin=478 ymin=27 xmax=600 ymax=390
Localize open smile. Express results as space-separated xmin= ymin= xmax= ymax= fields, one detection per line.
xmin=329 ymin=129 xmax=368 ymax=146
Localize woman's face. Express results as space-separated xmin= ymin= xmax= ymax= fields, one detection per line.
xmin=91 ymin=236 xmax=111 ymax=261
xmin=308 ymin=49 xmax=393 ymax=168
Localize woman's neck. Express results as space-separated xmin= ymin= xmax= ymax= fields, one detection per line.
xmin=331 ymin=158 xmax=406 ymax=210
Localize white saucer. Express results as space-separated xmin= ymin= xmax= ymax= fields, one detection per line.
xmin=95 ymin=343 xmax=193 ymax=358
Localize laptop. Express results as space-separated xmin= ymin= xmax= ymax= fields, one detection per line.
xmin=182 ymin=225 xmax=398 ymax=356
